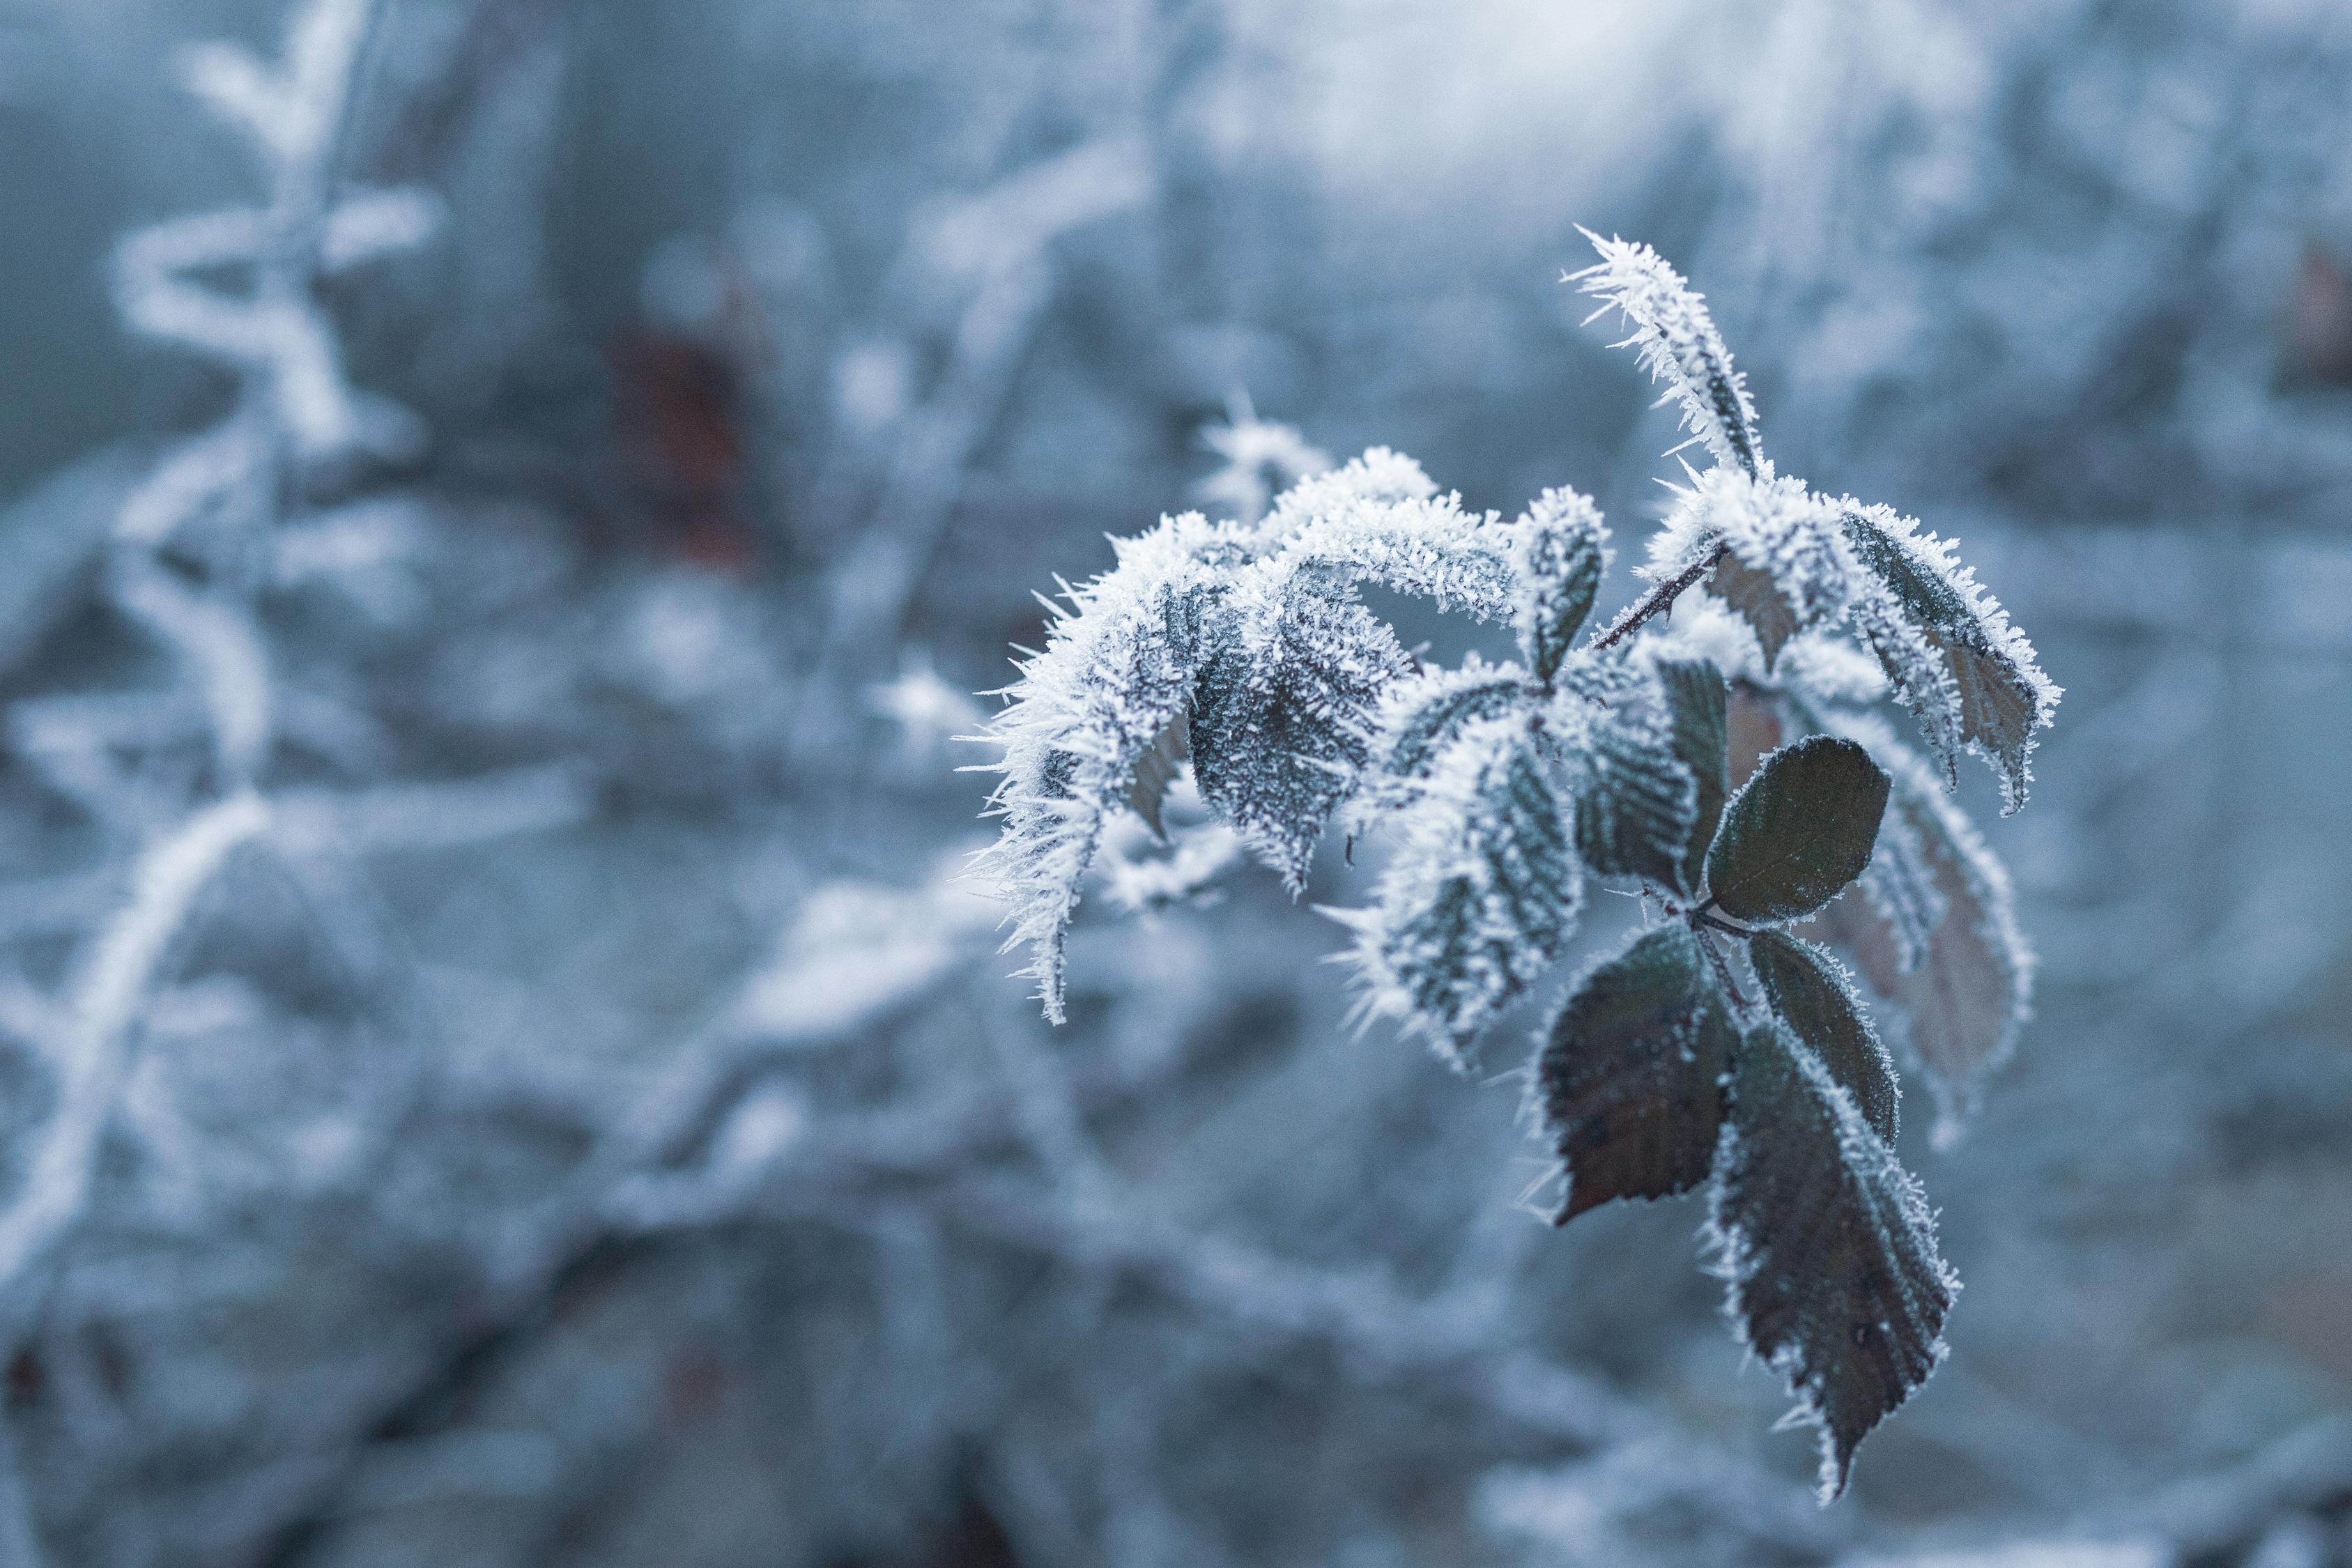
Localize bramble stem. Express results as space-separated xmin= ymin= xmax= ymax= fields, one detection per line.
xmin=1587 ymin=537 xmax=1726 ymax=652
xmin=1693 ymin=923 xmax=1751 ymax=1016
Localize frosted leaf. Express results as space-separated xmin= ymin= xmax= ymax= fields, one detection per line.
xmin=977 ymin=512 xmax=1239 ymax=1020
xmin=1712 ymin=553 xmax=1800 ymax=670
xmin=1747 ymin=930 xmax=1900 ymax=1145
xmin=1807 ymin=716 xmax=2031 ymax=1144
xmin=1257 ymin=450 xmax=1517 ymax=620
xmin=984 ymin=446 xmax=1539 ymax=1017
xmin=1335 ymin=717 xmax=1578 ymax=1066
xmin=1725 ymin=679 xmax=1788 ymax=790
xmin=1510 ymin=486 xmax=1608 ymax=684
xmin=1351 ymin=654 xmax=1532 ymax=830
xmin=1123 ymin=709 xmax=1190 ymax=840
xmin=1844 ymin=796 xmax=1949 ymax=978
xmin=1190 ymin=578 xmax=1410 ymax=891
xmin=1836 ymin=504 xmax=2061 ymax=813
xmin=1704 ymin=737 xmax=1889 ymax=925
xmin=1707 ymin=1023 xmax=1957 ymax=1502
xmin=1569 ymin=658 xmax=1700 ymax=895
xmin=1261 ymin=445 xmax=1438 ymax=527
xmin=1573 ymin=232 xmax=1762 ymax=477
xmin=1534 ymin=923 xmax=1735 ymax=1220
xmin=1654 ymin=657 xmax=1728 ymax=894
xmin=1657 ymin=467 xmax=1850 ymax=671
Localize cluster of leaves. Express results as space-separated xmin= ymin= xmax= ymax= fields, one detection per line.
xmin=976 ymin=233 xmax=2058 ymax=1496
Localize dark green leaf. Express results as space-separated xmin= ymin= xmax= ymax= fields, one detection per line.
xmin=1656 ymin=658 xmax=1728 ymax=896
xmin=1537 ymin=924 xmax=1736 ymax=1222
xmin=1704 ymin=737 xmax=1889 ymax=924
xmin=1747 ymin=930 xmax=1898 ymax=1145
xmin=1709 ymin=1024 xmax=1955 ymax=1500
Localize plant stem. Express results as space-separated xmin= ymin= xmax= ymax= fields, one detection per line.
xmin=1693 ymin=923 xmax=1751 ymax=1016
xmin=1587 ymin=537 xmax=1726 ymax=652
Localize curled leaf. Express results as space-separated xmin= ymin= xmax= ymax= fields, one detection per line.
xmin=1837 ymin=505 xmax=2059 ymax=813
xmin=1191 ymin=583 xmax=1408 ymax=891
xmin=1123 ymin=708 xmax=1192 ymax=839
xmin=979 ymin=514 xmax=1238 ymax=1020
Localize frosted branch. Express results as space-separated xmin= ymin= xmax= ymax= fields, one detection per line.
xmin=0 ymin=792 xmax=268 ymax=1295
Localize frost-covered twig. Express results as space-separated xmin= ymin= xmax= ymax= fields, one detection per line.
xmin=1587 ymin=537 xmax=1727 ymax=652
xmin=0 ymin=793 xmax=267 ymax=1296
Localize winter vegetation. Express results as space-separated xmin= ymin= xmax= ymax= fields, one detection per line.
xmin=0 ymin=0 xmax=2348 ymax=1565
xmin=980 ymin=233 xmax=2057 ymax=1496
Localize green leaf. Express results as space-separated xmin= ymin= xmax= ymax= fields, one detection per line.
xmin=1708 ymin=1023 xmax=1955 ymax=1501
xmin=1513 ymin=487 xmax=1607 ymax=683
xmin=1655 ymin=658 xmax=1728 ymax=896
xmin=1704 ymin=736 xmax=1889 ymax=924
xmin=1747 ymin=930 xmax=1898 ymax=1145
xmin=1536 ymin=923 xmax=1736 ymax=1222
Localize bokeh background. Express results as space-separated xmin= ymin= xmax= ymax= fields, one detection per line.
xmin=1 ymin=0 xmax=2350 ymax=1564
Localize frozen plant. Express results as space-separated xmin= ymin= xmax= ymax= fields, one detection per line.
xmin=976 ymin=232 xmax=2060 ymax=1498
